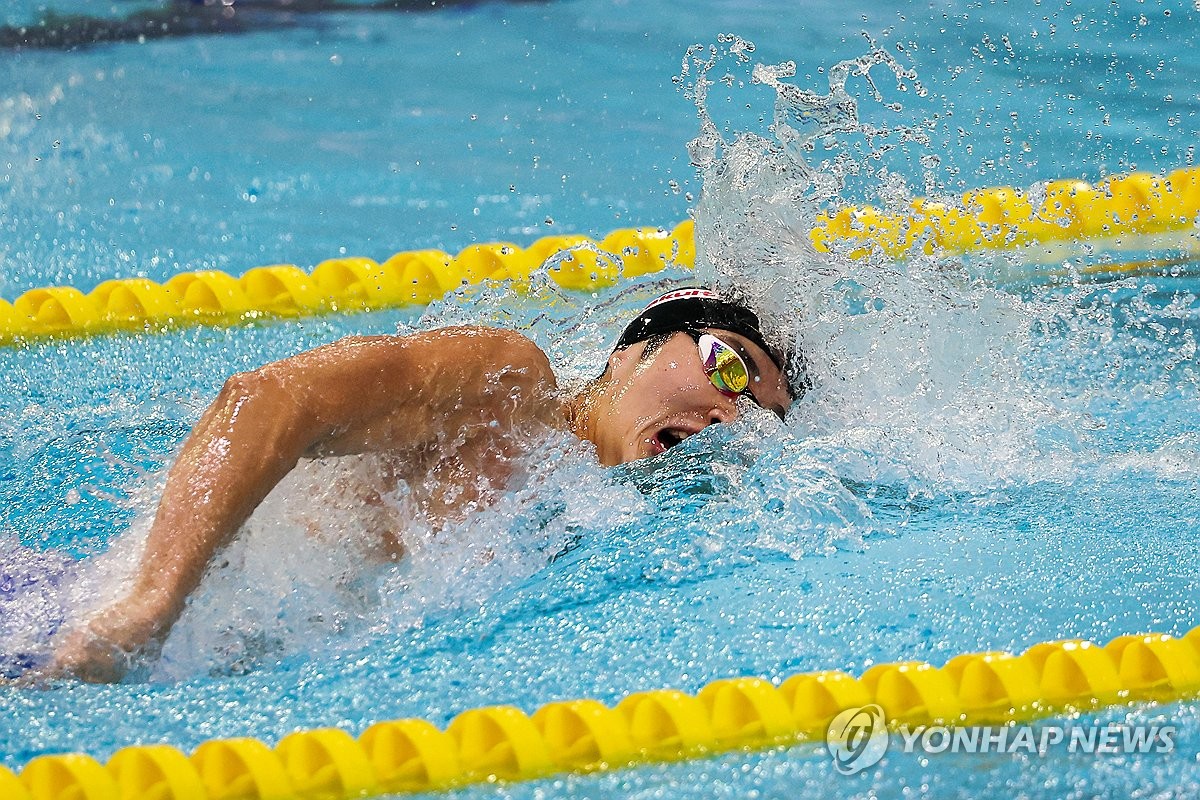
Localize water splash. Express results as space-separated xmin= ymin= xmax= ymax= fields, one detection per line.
xmin=677 ymin=35 xmax=1099 ymax=494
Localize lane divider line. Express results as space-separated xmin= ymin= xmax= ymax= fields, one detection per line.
xmin=9 ymin=627 xmax=1200 ymax=798
xmin=2 ymin=167 xmax=1197 ymax=344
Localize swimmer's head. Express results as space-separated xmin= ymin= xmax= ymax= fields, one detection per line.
xmin=570 ymin=287 xmax=802 ymax=465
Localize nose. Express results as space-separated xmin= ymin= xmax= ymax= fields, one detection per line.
xmin=705 ymin=394 xmax=739 ymax=426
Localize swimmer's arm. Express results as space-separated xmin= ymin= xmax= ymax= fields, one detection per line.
xmin=53 ymin=326 xmax=557 ymax=681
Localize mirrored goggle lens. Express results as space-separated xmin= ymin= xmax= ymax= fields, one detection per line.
xmin=697 ymin=333 xmax=750 ymax=395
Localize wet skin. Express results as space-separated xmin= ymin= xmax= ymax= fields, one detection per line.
xmin=46 ymin=324 xmax=789 ymax=682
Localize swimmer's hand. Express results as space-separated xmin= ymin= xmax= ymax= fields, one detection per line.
xmin=49 ymin=596 xmax=168 ymax=683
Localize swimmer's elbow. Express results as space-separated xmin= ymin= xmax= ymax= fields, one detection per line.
xmin=215 ymin=370 xmax=285 ymax=416
xmin=217 ymin=370 xmax=263 ymax=402
xmin=210 ymin=369 xmax=320 ymax=455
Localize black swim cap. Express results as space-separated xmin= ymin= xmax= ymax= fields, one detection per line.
xmin=613 ymin=287 xmax=789 ymax=376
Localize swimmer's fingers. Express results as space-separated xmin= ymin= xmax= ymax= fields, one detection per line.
xmin=4 ymin=668 xmax=56 ymax=689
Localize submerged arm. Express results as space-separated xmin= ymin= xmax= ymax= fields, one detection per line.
xmin=52 ymin=326 xmax=557 ymax=681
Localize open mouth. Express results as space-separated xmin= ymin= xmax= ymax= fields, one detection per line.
xmin=652 ymin=426 xmax=693 ymax=454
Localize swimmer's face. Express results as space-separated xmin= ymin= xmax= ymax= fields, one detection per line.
xmin=587 ymin=329 xmax=791 ymax=465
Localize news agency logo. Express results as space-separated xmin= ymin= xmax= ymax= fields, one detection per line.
xmin=825 ymin=705 xmax=1178 ymax=775
xmin=894 ymin=722 xmax=1176 ymax=756
xmin=826 ymin=704 xmax=889 ymax=775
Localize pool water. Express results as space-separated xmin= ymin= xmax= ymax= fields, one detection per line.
xmin=2 ymin=1 xmax=1200 ymax=798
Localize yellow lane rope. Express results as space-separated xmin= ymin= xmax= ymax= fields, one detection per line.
xmin=0 ymin=223 xmax=696 ymax=343
xmin=812 ymin=167 xmax=1200 ymax=259
xmin=5 ymin=627 xmax=1199 ymax=799
xmin=2 ymin=167 xmax=1197 ymax=344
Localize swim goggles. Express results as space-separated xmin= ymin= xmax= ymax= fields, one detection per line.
xmin=685 ymin=330 xmax=757 ymax=403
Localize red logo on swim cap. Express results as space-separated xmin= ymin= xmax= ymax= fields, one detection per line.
xmin=642 ymin=288 xmax=720 ymax=311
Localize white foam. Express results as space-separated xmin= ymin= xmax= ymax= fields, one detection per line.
xmin=680 ymin=37 xmax=1101 ymax=493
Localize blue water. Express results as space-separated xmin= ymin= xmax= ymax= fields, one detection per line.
xmin=1 ymin=0 xmax=1196 ymax=293
xmin=2 ymin=1 xmax=1200 ymax=798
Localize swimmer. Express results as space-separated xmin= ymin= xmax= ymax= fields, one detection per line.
xmin=48 ymin=287 xmax=796 ymax=682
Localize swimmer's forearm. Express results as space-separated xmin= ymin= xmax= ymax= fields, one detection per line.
xmin=57 ymin=370 xmax=329 ymax=678
xmin=125 ymin=370 xmax=319 ymax=634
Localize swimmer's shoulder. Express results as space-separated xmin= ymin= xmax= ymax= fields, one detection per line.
xmin=291 ymin=326 xmax=561 ymax=457
xmin=324 ymin=326 xmax=559 ymax=408
xmin=311 ymin=326 xmax=551 ymax=376
xmin=382 ymin=325 xmax=556 ymax=390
